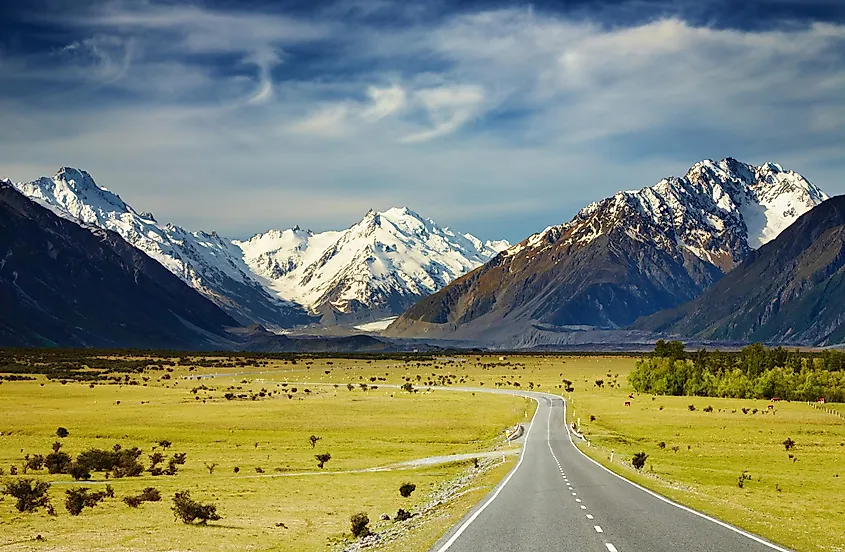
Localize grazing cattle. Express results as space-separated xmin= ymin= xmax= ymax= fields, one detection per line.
xmin=624 ymin=401 xmax=631 ymax=407
xmin=771 ymin=397 xmax=781 ymax=402
xmin=767 ymin=405 xmax=774 ymax=410
xmin=817 ymin=398 xmax=826 ymax=403
xmin=628 ymin=394 xmax=634 ymax=399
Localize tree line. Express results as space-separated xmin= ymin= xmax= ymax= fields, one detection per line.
xmin=629 ymin=341 xmax=845 ymax=402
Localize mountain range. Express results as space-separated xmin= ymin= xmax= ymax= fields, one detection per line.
xmin=4 ymin=157 xmax=842 ymax=349
xmin=386 ymin=159 xmax=830 ymax=346
xmin=9 ymin=168 xmax=507 ymax=328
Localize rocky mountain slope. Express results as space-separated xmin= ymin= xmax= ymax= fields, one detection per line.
xmin=387 ymin=158 xmax=828 ymax=344
xmin=0 ymin=182 xmax=239 ymax=348
xmin=634 ymin=196 xmax=845 ymax=345
xmin=236 ymin=207 xmax=508 ymax=323
xmin=9 ymin=168 xmax=506 ymax=327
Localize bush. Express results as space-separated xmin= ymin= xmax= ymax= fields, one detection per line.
xmin=703 ymin=405 xmax=713 ymax=413
xmin=65 ymin=487 xmax=107 ymax=516
xmin=56 ymin=427 xmax=69 ymax=438
xmin=45 ymin=451 xmax=73 ymax=474
xmin=688 ymin=404 xmax=696 ymax=411
xmin=315 ymin=453 xmax=331 ymax=469
xmin=399 ymin=483 xmax=416 ymax=498
xmin=395 ymin=508 xmax=412 ymax=522
xmin=783 ymin=437 xmax=796 ymax=451
xmin=124 ymin=487 xmax=161 ymax=507
xmin=23 ymin=454 xmax=45 ymax=472
xmin=1 ymin=479 xmax=51 ymax=513
xmin=401 ymin=382 xmax=415 ymax=393
xmin=68 ymin=462 xmax=92 ymax=481
xmin=171 ymin=491 xmax=221 ymax=524
xmin=309 ymin=435 xmax=322 ymax=449
xmin=657 ymin=441 xmax=666 ymax=449
xmin=631 ymin=452 xmax=649 ymax=470
xmin=350 ymin=512 xmax=370 ymax=538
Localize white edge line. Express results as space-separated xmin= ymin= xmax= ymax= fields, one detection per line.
xmin=432 ymin=394 xmax=542 ymax=552
xmin=559 ymin=394 xmax=794 ymax=552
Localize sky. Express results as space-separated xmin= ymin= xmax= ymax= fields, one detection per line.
xmin=1 ymin=0 xmax=843 ymax=243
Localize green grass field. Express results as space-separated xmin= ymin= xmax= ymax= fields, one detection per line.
xmin=0 ymin=359 xmax=531 ymax=551
xmin=2 ymin=354 xmax=844 ymax=551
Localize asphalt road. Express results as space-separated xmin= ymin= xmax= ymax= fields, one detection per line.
xmin=429 ymin=391 xmax=792 ymax=552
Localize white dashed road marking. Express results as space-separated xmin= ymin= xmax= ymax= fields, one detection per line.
xmin=586 ymin=514 xmax=594 ymax=520
xmin=595 ymin=526 xmax=604 ymax=533
xmin=605 ymin=544 xmax=618 ymax=552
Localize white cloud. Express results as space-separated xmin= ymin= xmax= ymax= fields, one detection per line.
xmin=401 ymin=84 xmax=486 ymax=143
xmin=361 ymin=84 xmax=406 ymax=121
xmin=289 ymin=104 xmax=351 ymax=137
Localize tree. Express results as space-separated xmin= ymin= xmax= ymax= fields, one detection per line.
xmin=315 ymin=453 xmax=331 ymax=469
xmin=309 ymin=435 xmax=322 ymax=449
xmin=56 ymin=427 xmax=69 ymax=438
xmin=350 ymin=512 xmax=370 ymax=538
xmin=171 ymin=491 xmax=221 ymax=524
xmin=399 ymin=483 xmax=416 ymax=498
xmin=632 ymin=452 xmax=649 ymax=470
xmin=1 ymin=479 xmax=51 ymax=513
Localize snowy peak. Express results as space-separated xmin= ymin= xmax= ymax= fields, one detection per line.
xmin=9 ymin=168 xmax=310 ymax=329
xmin=511 ymin=158 xmax=828 ymax=270
xmin=236 ymin=207 xmax=509 ymax=317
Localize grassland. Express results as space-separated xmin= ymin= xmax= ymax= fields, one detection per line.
xmin=0 ymin=358 xmax=531 ymax=551
xmin=2 ymin=353 xmax=844 ymax=551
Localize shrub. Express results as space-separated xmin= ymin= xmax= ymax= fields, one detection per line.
xmin=65 ymin=487 xmax=107 ymax=516
xmin=23 ymin=454 xmax=45 ymax=472
xmin=204 ymin=462 xmax=217 ymax=475
xmin=657 ymin=442 xmax=666 ymax=449
xmin=1 ymin=479 xmax=51 ymax=513
xmin=45 ymin=451 xmax=73 ymax=474
xmin=124 ymin=487 xmax=161 ymax=507
xmin=590 ymin=415 xmax=596 ymax=422
xmin=309 ymin=435 xmax=322 ymax=449
xmin=68 ymin=462 xmax=92 ymax=481
xmin=688 ymin=404 xmax=696 ymax=412
xmin=737 ymin=470 xmax=752 ymax=488
xmin=51 ymin=441 xmax=63 ymax=453
xmin=171 ymin=491 xmax=221 ymax=524
xmin=703 ymin=405 xmax=713 ymax=413
xmin=401 ymin=382 xmax=414 ymax=393
xmin=632 ymin=452 xmax=649 ymax=470
xmin=395 ymin=508 xmax=412 ymax=522
xmin=56 ymin=427 xmax=69 ymax=438
xmin=783 ymin=437 xmax=796 ymax=451
xmin=315 ymin=453 xmax=331 ymax=469
xmin=350 ymin=512 xmax=370 ymax=538
xmin=399 ymin=483 xmax=416 ymax=498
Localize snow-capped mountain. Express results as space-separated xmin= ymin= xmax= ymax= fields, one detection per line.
xmin=235 ymin=207 xmax=509 ymax=321
xmin=8 ymin=168 xmax=507 ymax=327
xmin=389 ymin=158 xmax=829 ymax=343
xmin=530 ymin=158 xmax=828 ymax=271
xmin=9 ymin=168 xmax=312 ymax=329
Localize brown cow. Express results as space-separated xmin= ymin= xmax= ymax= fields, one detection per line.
xmin=624 ymin=401 xmax=631 ymax=407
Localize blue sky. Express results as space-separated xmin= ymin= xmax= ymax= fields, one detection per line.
xmin=1 ymin=0 xmax=843 ymax=242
